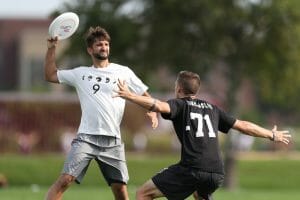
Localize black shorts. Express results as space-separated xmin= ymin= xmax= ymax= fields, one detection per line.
xmin=152 ymin=164 xmax=224 ymax=200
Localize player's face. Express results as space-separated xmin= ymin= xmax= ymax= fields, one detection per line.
xmin=89 ymin=38 xmax=110 ymax=60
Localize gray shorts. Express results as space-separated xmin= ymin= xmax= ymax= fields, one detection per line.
xmin=62 ymin=134 xmax=129 ymax=185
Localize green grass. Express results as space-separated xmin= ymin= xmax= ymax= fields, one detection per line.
xmin=1 ymin=186 xmax=300 ymax=200
xmin=238 ymin=160 xmax=300 ymax=190
xmin=0 ymin=153 xmax=299 ymax=199
xmin=0 ymin=153 xmax=179 ymax=186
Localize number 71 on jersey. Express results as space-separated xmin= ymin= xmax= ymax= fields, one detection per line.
xmin=189 ymin=113 xmax=216 ymax=138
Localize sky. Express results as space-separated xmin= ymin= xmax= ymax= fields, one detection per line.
xmin=0 ymin=0 xmax=70 ymax=19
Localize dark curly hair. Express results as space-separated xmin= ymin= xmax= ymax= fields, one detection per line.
xmin=85 ymin=26 xmax=111 ymax=47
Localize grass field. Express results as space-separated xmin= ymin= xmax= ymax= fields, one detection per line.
xmin=1 ymin=186 xmax=300 ymax=200
xmin=0 ymin=153 xmax=299 ymax=199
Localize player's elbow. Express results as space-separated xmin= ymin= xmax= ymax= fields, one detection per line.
xmin=44 ymin=71 xmax=58 ymax=83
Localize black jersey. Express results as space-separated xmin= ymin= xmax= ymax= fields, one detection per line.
xmin=161 ymin=97 xmax=236 ymax=174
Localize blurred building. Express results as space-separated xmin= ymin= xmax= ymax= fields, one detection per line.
xmin=0 ymin=18 xmax=66 ymax=91
xmin=0 ymin=18 xmax=77 ymax=153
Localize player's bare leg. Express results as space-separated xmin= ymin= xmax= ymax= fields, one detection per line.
xmin=111 ymin=183 xmax=129 ymax=200
xmin=193 ymin=191 xmax=213 ymax=200
xmin=193 ymin=191 xmax=200 ymax=200
xmin=136 ymin=179 xmax=164 ymax=200
xmin=45 ymin=174 xmax=75 ymax=200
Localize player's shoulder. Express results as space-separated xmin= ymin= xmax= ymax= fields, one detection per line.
xmin=77 ymin=66 xmax=92 ymax=70
xmin=110 ymin=63 xmax=134 ymax=73
xmin=58 ymin=66 xmax=90 ymax=74
xmin=64 ymin=66 xmax=91 ymax=71
xmin=109 ymin=63 xmax=129 ymax=70
xmin=166 ymin=98 xmax=188 ymax=110
xmin=63 ymin=66 xmax=92 ymax=74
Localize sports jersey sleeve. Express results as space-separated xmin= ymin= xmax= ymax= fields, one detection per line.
xmin=126 ymin=68 xmax=148 ymax=95
xmin=217 ymin=108 xmax=236 ymax=133
xmin=57 ymin=69 xmax=77 ymax=86
xmin=161 ymin=99 xmax=183 ymax=120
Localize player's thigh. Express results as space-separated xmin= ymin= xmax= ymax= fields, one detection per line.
xmin=63 ymin=140 xmax=94 ymax=183
xmin=137 ymin=179 xmax=164 ymax=199
xmin=96 ymin=144 xmax=129 ymax=185
xmin=151 ymin=164 xmax=199 ymax=199
xmin=196 ymin=172 xmax=224 ymax=199
xmin=96 ymin=158 xmax=128 ymax=185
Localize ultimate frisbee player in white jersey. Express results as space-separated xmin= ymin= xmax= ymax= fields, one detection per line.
xmin=44 ymin=26 xmax=158 ymax=200
xmin=115 ymin=71 xmax=291 ymax=200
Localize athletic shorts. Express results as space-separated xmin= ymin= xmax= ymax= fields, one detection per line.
xmin=152 ymin=164 xmax=224 ymax=200
xmin=62 ymin=134 xmax=129 ymax=185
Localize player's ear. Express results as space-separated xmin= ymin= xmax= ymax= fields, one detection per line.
xmin=87 ymin=47 xmax=92 ymax=55
xmin=176 ymin=85 xmax=183 ymax=93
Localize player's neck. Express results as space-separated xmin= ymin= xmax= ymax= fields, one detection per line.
xmin=185 ymin=95 xmax=197 ymax=99
xmin=178 ymin=93 xmax=197 ymax=99
xmin=93 ymin=60 xmax=109 ymax=68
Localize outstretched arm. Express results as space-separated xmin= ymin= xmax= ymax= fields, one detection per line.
xmin=44 ymin=37 xmax=59 ymax=83
xmin=116 ymin=79 xmax=171 ymax=114
xmin=233 ymin=120 xmax=291 ymax=145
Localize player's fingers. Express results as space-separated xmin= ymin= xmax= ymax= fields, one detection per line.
xmin=117 ymin=79 xmax=125 ymax=89
xmin=279 ymin=130 xmax=290 ymax=135
xmin=111 ymin=93 xmax=120 ymax=98
xmin=279 ymin=136 xmax=290 ymax=145
xmin=117 ymin=82 xmax=126 ymax=92
xmin=117 ymin=78 xmax=122 ymax=84
xmin=283 ymin=139 xmax=290 ymax=145
xmin=285 ymin=139 xmax=290 ymax=144
xmin=152 ymin=123 xmax=158 ymax=129
xmin=272 ymin=125 xmax=277 ymax=132
xmin=117 ymin=79 xmax=122 ymax=87
xmin=284 ymin=134 xmax=292 ymax=138
xmin=48 ymin=36 xmax=58 ymax=42
xmin=118 ymin=79 xmax=126 ymax=86
xmin=152 ymin=120 xmax=158 ymax=129
xmin=117 ymin=79 xmax=129 ymax=91
xmin=112 ymin=89 xmax=123 ymax=98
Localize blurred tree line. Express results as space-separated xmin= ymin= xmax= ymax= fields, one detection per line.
xmin=52 ymin=0 xmax=300 ymax=189
xmin=53 ymin=0 xmax=300 ymax=118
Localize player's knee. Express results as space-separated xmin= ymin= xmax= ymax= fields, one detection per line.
xmin=56 ymin=175 xmax=75 ymax=190
xmin=193 ymin=191 xmax=199 ymax=200
xmin=136 ymin=186 xmax=148 ymax=200
xmin=111 ymin=183 xmax=128 ymax=200
xmin=136 ymin=191 xmax=142 ymax=199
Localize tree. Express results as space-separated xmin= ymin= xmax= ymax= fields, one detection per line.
xmin=55 ymin=0 xmax=300 ymax=112
xmin=54 ymin=0 xmax=300 ymax=189
xmin=139 ymin=0 xmax=300 ymax=112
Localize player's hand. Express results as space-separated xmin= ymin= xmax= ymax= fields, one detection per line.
xmin=146 ymin=111 xmax=158 ymax=129
xmin=114 ymin=79 xmax=132 ymax=99
xmin=271 ymin=125 xmax=291 ymax=145
xmin=47 ymin=37 xmax=58 ymax=49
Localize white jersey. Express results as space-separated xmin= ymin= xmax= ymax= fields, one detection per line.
xmin=57 ymin=63 xmax=148 ymax=138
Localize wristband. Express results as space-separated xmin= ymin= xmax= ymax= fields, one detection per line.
xmin=149 ymin=99 xmax=157 ymax=112
xmin=270 ymin=130 xmax=276 ymax=141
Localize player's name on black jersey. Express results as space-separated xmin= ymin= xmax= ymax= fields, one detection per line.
xmin=186 ymin=100 xmax=213 ymax=110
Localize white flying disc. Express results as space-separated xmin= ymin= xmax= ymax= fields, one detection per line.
xmin=48 ymin=12 xmax=79 ymax=40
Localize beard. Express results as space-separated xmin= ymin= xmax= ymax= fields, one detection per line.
xmin=93 ymin=52 xmax=109 ymax=60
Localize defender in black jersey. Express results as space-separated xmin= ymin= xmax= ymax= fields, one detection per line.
xmin=116 ymin=71 xmax=291 ymax=200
